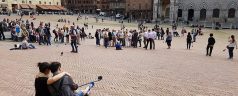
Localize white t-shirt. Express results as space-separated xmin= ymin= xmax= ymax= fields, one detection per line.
xmin=228 ymin=40 xmax=237 ymax=47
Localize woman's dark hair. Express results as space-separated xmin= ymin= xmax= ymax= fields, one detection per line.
xmin=188 ymin=32 xmax=191 ymax=35
xmin=50 ymin=62 xmax=61 ymax=73
xmin=37 ymin=62 xmax=50 ymax=73
xmin=231 ymin=35 xmax=235 ymax=43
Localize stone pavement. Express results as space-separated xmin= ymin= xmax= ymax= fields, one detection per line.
xmin=0 ymin=15 xmax=238 ymax=96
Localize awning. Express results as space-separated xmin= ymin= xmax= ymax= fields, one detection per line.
xmin=55 ymin=5 xmax=66 ymax=11
xmin=36 ymin=5 xmax=48 ymax=10
xmin=0 ymin=4 xmax=8 ymax=8
xmin=28 ymin=4 xmax=36 ymax=9
xmin=45 ymin=5 xmax=60 ymax=11
xmin=20 ymin=4 xmax=30 ymax=9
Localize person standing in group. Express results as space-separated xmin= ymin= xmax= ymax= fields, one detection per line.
xmin=70 ymin=26 xmax=78 ymax=53
xmin=151 ymin=29 xmax=157 ymax=49
xmin=44 ymin=24 xmax=51 ymax=46
xmin=95 ymin=29 xmax=100 ymax=46
xmin=118 ymin=31 xmax=124 ymax=46
xmin=0 ymin=22 xmax=6 ymax=40
xmin=157 ymin=28 xmax=160 ymax=40
xmin=39 ymin=25 xmax=45 ymax=45
xmin=53 ymin=29 xmax=58 ymax=43
xmin=166 ymin=28 xmax=169 ymax=36
xmin=226 ymin=35 xmax=237 ymax=59
xmin=108 ymin=31 xmax=112 ymax=47
xmin=146 ymin=30 xmax=153 ymax=50
xmin=59 ymin=28 xmax=64 ymax=43
xmin=143 ymin=30 xmax=148 ymax=48
xmin=181 ymin=27 xmax=186 ymax=37
xmin=192 ymin=29 xmax=198 ymax=42
xmin=160 ymin=28 xmax=165 ymax=40
xmin=186 ymin=32 xmax=192 ymax=50
xmin=125 ymin=31 xmax=130 ymax=47
xmin=166 ymin=32 xmax=172 ymax=49
xmin=206 ymin=33 xmax=216 ymax=56
xmin=132 ymin=30 xmax=138 ymax=48
xmin=103 ymin=30 xmax=109 ymax=48
xmin=112 ymin=30 xmax=117 ymax=47
xmin=65 ymin=27 xmax=70 ymax=44
xmin=138 ymin=31 xmax=143 ymax=47
xmin=76 ymin=27 xmax=81 ymax=45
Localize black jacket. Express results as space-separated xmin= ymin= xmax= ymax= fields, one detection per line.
xmin=50 ymin=74 xmax=76 ymax=96
xmin=208 ymin=37 xmax=215 ymax=45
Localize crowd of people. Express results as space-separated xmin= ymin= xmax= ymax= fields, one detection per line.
xmin=0 ymin=16 xmax=237 ymax=58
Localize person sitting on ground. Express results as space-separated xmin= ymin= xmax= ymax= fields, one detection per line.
xmin=48 ymin=62 xmax=94 ymax=96
xmin=10 ymin=37 xmax=36 ymax=50
xmin=35 ymin=62 xmax=71 ymax=96
xmin=115 ymin=41 xmax=122 ymax=50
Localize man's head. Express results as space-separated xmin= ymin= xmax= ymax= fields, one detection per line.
xmin=50 ymin=62 xmax=61 ymax=73
xmin=210 ymin=33 xmax=213 ymax=37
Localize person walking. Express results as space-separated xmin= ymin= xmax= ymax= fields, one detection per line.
xmin=206 ymin=33 xmax=216 ymax=56
xmin=186 ymin=32 xmax=192 ymax=50
xmin=70 ymin=27 xmax=78 ymax=53
xmin=226 ymin=35 xmax=237 ymax=59
xmin=166 ymin=32 xmax=172 ymax=49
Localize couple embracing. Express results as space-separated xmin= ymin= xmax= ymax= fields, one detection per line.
xmin=35 ymin=62 xmax=94 ymax=96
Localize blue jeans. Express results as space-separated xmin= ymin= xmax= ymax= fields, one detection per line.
xmin=75 ymin=91 xmax=84 ymax=96
xmin=96 ymin=38 xmax=100 ymax=45
xmin=47 ymin=36 xmax=51 ymax=45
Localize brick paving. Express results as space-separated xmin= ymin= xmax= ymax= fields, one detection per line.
xmin=0 ymin=15 xmax=238 ymax=96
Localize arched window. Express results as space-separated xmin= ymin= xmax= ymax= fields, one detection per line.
xmin=228 ymin=8 xmax=236 ymax=18
xmin=178 ymin=9 xmax=182 ymax=17
xmin=200 ymin=9 xmax=206 ymax=20
xmin=213 ymin=9 xmax=220 ymax=18
xmin=188 ymin=9 xmax=194 ymax=21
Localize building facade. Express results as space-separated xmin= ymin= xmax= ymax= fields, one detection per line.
xmin=153 ymin=0 xmax=238 ymax=23
xmin=61 ymin=0 xmax=97 ymax=13
xmin=108 ymin=0 xmax=153 ymax=20
xmin=0 ymin=0 xmax=61 ymax=13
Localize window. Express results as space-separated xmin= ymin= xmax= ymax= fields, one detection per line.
xmin=200 ymin=9 xmax=207 ymax=20
xmin=39 ymin=1 xmax=41 ymax=4
xmin=29 ymin=1 xmax=32 ymax=4
xmin=228 ymin=8 xmax=236 ymax=18
xmin=2 ymin=0 xmax=5 ymax=2
xmin=22 ymin=0 xmax=25 ymax=3
xmin=213 ymin=9 xmax=220 ymax=18
xmin=57 ymin=2 xmax=59 ymax=5
xmin=49 ymin=2 xmax=51 ymax=5
xmin=178 ymin=9 xmax=182 ymax=17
